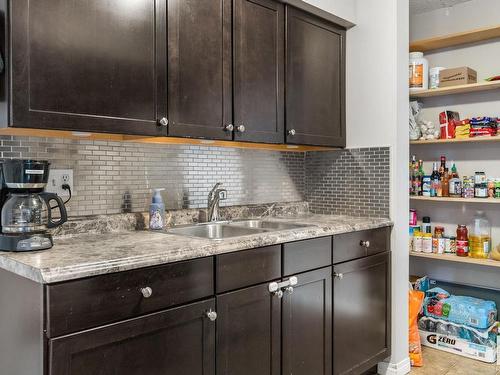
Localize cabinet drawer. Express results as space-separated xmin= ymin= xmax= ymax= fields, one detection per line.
xmin=46 ymin=257 xmax=214 ymax=337
xmin=332 ymin=227 xmax=390 ymax=264
xmin=283 ymin=236 xmax=332 ymax=276
xmin=216 ymin=245 xmax=281 ymax=293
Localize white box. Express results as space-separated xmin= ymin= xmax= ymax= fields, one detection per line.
xmin=419 ymin=329 xmax=496 ymax=363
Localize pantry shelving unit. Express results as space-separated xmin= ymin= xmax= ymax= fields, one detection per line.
xmin=411 ymin=196 xmax=500 ymax=204
xmin=410 ymin=24 xmax=500 ymax=282
xmin=410 ymin=252 xmax=500 ymax=268
xmin=410 ymin=80 xmax=500 ymax=98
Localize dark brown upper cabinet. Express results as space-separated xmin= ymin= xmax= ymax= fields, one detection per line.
xmin=8 ymin=0 xmax=166 ymax=135
xmin=285 ymin=7 xmax=346 ymax=147
xmin=166 ymin=0 xmax=232 ymax=141
xmin=2 ymin=0 xmax=347 ymax=146
xmin=233 ymin=0 xmax=285 ymax=143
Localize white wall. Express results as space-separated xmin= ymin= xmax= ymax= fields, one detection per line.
xmin=410 ymin=0 xmax=500 ymax=40
xmin=303 ymin=0 xmax=356 ymax=23
xmin=409 ymin=0 xmax=500 ymax=289
xmin=346 ymin=0 xmax=410 ymax=373
xmin=310 ymin=1 xmax=410 ymax=372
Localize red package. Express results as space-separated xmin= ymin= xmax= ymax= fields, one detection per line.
xmin=439 ymin=111 xmax=460 ymax=139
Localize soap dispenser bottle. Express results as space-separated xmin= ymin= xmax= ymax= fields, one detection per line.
xmin=149 ymin=188 xmax=165 ymax=230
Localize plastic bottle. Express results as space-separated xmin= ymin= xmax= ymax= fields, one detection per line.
xmin=469 ymin=211 xmax=491 ymax=259
xmin=149 ymin=188 xmax=165 ymax=230
xmin=409 ymin=52 xmax=429 ymax=91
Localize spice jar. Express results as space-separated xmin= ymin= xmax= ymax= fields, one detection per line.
xmin=433 ymin=226 xmax=445 ymax=254
xmin=422 ymin=233 xmax=433 ymax=254
xmin=474 ymin=172 xmax=488 ymax=198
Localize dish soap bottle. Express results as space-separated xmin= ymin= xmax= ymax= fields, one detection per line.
xmin=149 ymin=189 xmax=165 ymax=230
xmin=469 ymin=211 xmax=491 ymax=259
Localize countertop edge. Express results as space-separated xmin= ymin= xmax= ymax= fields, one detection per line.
xmin=2 ymin=219 xmax=393 ymax=284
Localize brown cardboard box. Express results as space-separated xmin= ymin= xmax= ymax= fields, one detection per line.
xmin=439 ymin=67 xmax=477 ymax=87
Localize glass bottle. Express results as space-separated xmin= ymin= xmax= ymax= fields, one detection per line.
xmin=442 ymin=168 xmax=450 ymax=197
xmin=469 ymin=211 xmax=491 ymax=259
xmin=430 ymin=162 xmax=440 ymax=197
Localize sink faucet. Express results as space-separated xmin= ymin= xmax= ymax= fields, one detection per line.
xmin=207 ymin=182 xmax=228 ymax=222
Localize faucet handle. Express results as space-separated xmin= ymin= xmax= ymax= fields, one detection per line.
xmin=218 ymin=190 xmax=228 ymax=200
xmin=208 ymin=182 xmax=223 ymax=199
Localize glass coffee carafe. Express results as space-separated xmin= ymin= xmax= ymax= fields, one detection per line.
xmin=1 ymin=192 xmax=67 ymax=234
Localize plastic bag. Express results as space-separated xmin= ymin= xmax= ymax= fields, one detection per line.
xmin=409 ymin=288 xmax=425 ymax=367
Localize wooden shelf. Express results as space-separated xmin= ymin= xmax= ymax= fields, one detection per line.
xmin=410 ymin=24 xmax=500 ymax=52
xmin=410 ymin=252 xmax=500 ymax=268
xmin=411 ymin=196 xmax=500 ymax=204
xmin=411 ymin=135 xmax=500 ymax=145
xmin=410 ymin=80 xmax=500 ymax=98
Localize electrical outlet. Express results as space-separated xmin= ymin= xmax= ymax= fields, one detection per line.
xmin=46 ymin=169 xmax=74 ymax=198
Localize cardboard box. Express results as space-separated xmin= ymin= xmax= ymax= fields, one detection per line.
xmin=439 ymin=67 xmax=477 ymax=87
xmin=419 ymin=327 xmax=497 ymax=364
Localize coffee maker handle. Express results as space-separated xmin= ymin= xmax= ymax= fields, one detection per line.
xmin=41 ymin=193 xmax=68 ymax=228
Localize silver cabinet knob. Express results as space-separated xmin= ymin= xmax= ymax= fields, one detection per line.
xmin=288 ymin=129 xmax=296 ymax=136
xmin=224 ymin=124 xmax=234 ymax=132
xmin=159 ymin=117 xmax=169 ymax=127
xmin=236 ymin=125 xmax=246 ymax=133
xmin=334 ymin=273 xmax=344 ymax=280
xmin=274 ymin=290 xmax=284 ymax=298
xmin=206 ymin=309 xmax=217 ymax=322
xmin=288 ymin=276 xmax=298 ymax=286
xmin=284 ymin=286 xmax=294 ymax=295
xmin=140 ymin=287 xmax=153 ymax=298
xmin=360 ymin=240 xmax=371 ymax=248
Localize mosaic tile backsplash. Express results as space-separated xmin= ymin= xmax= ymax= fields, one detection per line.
xmin=306 ymin=147 xmax=390 ymax=218
xmin=0 ymin=136 xmax=389 ymax=218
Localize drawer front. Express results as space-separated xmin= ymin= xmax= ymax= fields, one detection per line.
xmin=216 ymin=245 xmax=281 ymax=293
xmin=283 ymin=236 xmax=332 ymax=276
xmin=333 ymin=227 xmax=390 ymax=264
xmin=46 ymin=257 xmax=214 ymax=337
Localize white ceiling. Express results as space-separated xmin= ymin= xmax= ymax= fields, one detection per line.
xmin=410 ymin=0 xmax=473 ymax=15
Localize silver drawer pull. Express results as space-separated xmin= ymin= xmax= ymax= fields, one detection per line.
xmin=140 ymin=287 xmax=153 ymax=298
xmin=334 ymin=272 xmax=344 ymax=280
xmin=360 ymin=240 xmax=370 ymax=248
xmin=206 ymin=309 xmax=218 ymax=322
xmin=288 ymin=276 xmax=298 ymax=286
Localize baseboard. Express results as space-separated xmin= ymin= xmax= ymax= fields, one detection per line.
xmin=377 ymin=357 xmax=411 ymax=375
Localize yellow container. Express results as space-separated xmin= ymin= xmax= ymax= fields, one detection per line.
xmin=469 ymin=235 xmax=491 ymax=259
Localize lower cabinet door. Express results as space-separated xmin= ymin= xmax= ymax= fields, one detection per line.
xmin=217 ymin=282 xmax=281 ymax=375
xmin=282 ymin=267 xmax=332 ymax=375
xmin=333 ymin=252 xmax=391 ymax=375
xmin=49 ymin=299 xmax=216 ymax=375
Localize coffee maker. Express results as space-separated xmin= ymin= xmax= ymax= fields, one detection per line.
xmin=0 ymin=160 xmax=68 ymax=252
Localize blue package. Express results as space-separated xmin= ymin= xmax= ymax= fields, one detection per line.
xmin=423 ymin=287 xmax=497 ymax=329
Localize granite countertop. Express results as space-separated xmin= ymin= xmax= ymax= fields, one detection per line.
xmin=0 ymin=214 xmax=392 ymax=284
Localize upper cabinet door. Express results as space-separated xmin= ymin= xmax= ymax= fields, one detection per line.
xmin=11 ymin=0 xmax=166 ymax=135
xmin=233 ymin=0 xmax=284 ymax=144
xmin=167 ymin=0 xmax=232 ymax=140
xmin=286 ymin=7 xmax=346 ymax=147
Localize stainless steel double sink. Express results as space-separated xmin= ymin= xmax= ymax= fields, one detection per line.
xmin=166 ymin=219 xmax=310 ymax=241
